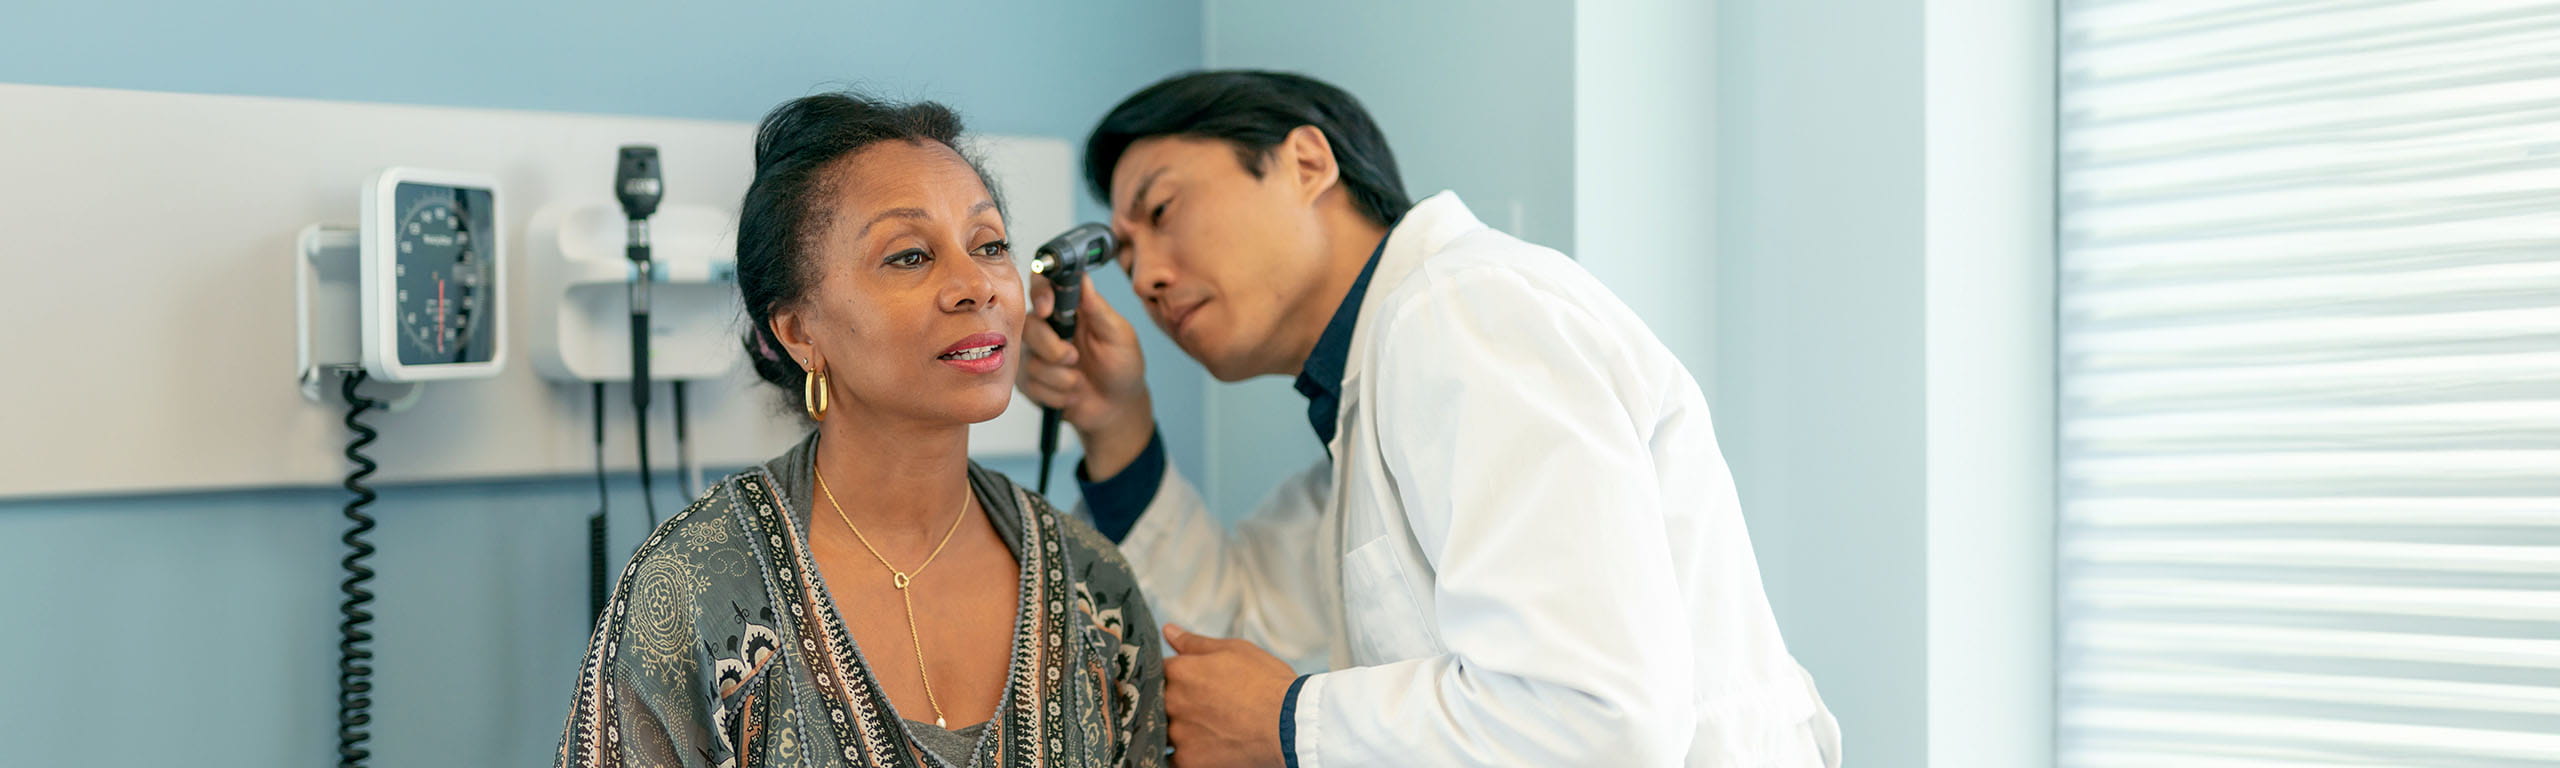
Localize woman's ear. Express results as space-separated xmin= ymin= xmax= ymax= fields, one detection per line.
xmin=1281 ymin=124 xmax=1342 ymax=206
xmin=770 ymin=307 xmax=818 ymax=372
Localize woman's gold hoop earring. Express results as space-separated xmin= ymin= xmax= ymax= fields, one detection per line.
xmin=803 ymin=368 xmax=830 ymax=421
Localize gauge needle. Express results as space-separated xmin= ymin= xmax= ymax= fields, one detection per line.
xmin=437 ymin=275 xmax=447 ymax=354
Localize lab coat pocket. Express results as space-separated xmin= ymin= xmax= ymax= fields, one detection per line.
xmin=1340 ymin=536 xmax=1438 ymax=663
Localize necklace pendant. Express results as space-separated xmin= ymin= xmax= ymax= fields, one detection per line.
xmin=935 ymin=715 xmax=947 ymax=729
xmin=892 ymin=572 xmax=911 ymax=590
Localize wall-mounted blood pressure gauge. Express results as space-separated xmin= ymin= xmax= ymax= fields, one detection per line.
xmin=359 ymin=168 xmax=504 ymax=381
xmin=296 ymin=167 xmax=507 ymax=405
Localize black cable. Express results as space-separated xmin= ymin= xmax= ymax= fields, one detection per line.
xmin=1038 ymin=413 xmax=1060 ymax=495
xmin=635 ymin=379 xmax=657 ymax=527
xmin=336 ymin=370 xmax=381 ymax=768
xmin=629 ymin=233 xmax=657 ymax=526
xmin=673 ymin=380 xmax=696 ymax=497
xmin=589 ymin=381 xmax=609 ymax=621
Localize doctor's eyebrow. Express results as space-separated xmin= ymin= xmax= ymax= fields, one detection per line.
xmin=1124 ymin=167 xmax=1168 ymax=221
xmin=1107 ymin=167 xmax=1170 ymax=279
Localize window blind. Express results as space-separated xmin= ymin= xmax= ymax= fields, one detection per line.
xmin=2057 ymin=1 xmax=2560 ymax=765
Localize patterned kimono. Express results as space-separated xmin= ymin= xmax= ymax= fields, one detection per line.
xmin=556 ymin=434 xmax=1166 ymax=768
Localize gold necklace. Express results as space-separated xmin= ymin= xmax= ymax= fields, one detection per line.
xmin=814 ymin=468 xmax=972 ymax=728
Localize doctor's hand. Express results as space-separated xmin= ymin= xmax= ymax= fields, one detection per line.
xmin=1021 ymin=275 xmax=1156 ymax=479
xmin=1162 ymin=624 xmax=1293 ymax=768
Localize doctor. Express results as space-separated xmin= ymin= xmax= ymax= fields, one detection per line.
xmin=1017 ymin=70 xmax=1837 ymax=768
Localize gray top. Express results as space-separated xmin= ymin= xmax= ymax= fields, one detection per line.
xmin=554 ymin=431 xmax=1167 ymax=768
xmin=905 ymin=718 xmax=991 ymax=767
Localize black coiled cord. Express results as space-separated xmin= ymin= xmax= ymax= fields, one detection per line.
xmin=590 ymin=381 xmax=609 ymax=620
xmin=337 ymin=370 xmax=381 ymax=768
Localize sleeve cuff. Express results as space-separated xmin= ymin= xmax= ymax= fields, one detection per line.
xmin=1278 ymin=674 xmax=1312 ymax=768
xmin=1074 ymin=428 xmax=1165 ymax=543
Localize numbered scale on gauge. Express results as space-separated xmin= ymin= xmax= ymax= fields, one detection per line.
xmin=370 ymin=176 xmax=500 ymax=374
xmin=392 ymin=197 xmax=488 ymax=363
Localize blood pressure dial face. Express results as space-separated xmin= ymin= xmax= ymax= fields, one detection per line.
xmin=391 ymin=183 xmax=497 ymax=366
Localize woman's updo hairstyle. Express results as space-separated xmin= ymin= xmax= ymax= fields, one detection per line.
xmin=735 ymin=90 xmax=1007 ymax=404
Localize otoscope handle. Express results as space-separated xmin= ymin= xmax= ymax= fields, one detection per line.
xmin=1046 ymin=281 xmax=1082 ymax=342
xmin=1029 ymin=221 xmax=1114 ymax=496
xmin=1036 ymin=407 xmax=1063 ymax=495
xmin=1036 ymin=283 xmax=1080 ymax=495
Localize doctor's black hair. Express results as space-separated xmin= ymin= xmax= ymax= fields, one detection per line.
xmin=734 ymin=90 xmax=1007 ymax=406
xmin=1084 ymin=70 xmax=1410 ymax=228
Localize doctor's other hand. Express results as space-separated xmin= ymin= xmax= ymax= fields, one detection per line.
xmin=1021 ymin=275 xmax=1156 ymax=479
xmin=1162 ymin=624 xmax=1292 ymax=768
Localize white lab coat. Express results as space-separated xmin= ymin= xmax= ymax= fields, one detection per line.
xmin=1109 ymin=192 xmax=1839 ymax=767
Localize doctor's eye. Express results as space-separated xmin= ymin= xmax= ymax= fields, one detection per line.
xmin=1148 ymin=201 xmax=1168 ymax=226
xmin=885 ymin=249 xmax=929 ymax=269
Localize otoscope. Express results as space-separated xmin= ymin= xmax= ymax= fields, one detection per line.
xmin=616 ymin=146 xmax=663 ymax=524
xmin=1029 ymin=222 xmax=1116 ymax=495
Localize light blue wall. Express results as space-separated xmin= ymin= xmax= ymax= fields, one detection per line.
xmin=1202 ymin=0 xmax=1576 ymax=251
xmin=1575 ymin=1 xmax=1717 ymax=389
xmin=1195 ymin=0 xmax=1576 ymax=516
xmin=0 ymin=3 xmax=1202 ymax=766
xmin=1716 ymin=0 xmax=1932 ymax=761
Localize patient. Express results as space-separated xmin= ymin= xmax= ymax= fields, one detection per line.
xmin=556 ymin=91 xmax=1164 ymax=768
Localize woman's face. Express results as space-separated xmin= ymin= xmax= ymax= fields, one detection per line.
xmin=772 ymin=140 xmax=1022 ymax=427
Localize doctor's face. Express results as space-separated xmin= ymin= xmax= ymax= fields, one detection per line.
xmin=1107 ymin=136 xmax=1335 ymax=382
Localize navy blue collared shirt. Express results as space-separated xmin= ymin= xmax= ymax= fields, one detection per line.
xmin=1291 ymin=238 xmax=1387 ymax=455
